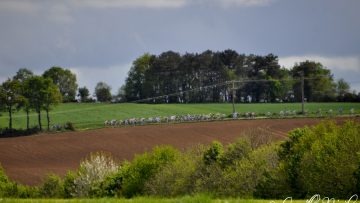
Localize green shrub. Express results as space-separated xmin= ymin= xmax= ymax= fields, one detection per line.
xmin=63 ymin=171 xmax=76 ymax=198
xmin=145 ymin=139 xmax=281 ymax=198
xmin=203 ymin=141 xmax=224 ymax=165
xmin=279 ymin=120 xmax=360 ymax=198
xmin=16 ymin=184 xmax=40 ymax=198
xmin=40 ymin=174 xmax=63 ymax=198
xmin=0 ymin=164 xmax=12 ymax=197
xmin=120 ymin=145 xmax=180 ymax=198
xmin=145 ymin=147 xmax=204 ymax=197
xmin=217 ymin=144 xmax=279 ymax=197
xmin=64 ymin=122 xmax=75 ymax=131
xmin=0 ymin=164 xmax=40 ymax=198
xmin=95 ymin=171 xmax=123 ymax=197
xmin=254 ymin=162 xmax=292 ymax=199
xmin=220 ymin=138 xmax=251 ymax=167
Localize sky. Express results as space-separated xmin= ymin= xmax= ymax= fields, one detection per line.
xmin=0 ymin=0 xmax=360 ymax=95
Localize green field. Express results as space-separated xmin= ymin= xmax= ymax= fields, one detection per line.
xmin=0 ymin=102 xmax=359 ymax=130
xmin=0 ymin=197 xmax=304 ymax=203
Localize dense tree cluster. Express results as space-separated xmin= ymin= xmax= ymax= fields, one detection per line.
xmin=0 ymin=68 xmax=64 ymax=132
xmin=124 ymin=50 xmax=357 ymax=103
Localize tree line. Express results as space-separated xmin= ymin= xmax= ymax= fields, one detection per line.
xmin=1 ymin=50 xmax=359 ymax=131
xmin=0 ymin=67 xmax=119 ymax=131
xmin=123 ymin=50 xmax=358 ymax=103
xmin=0 ymin=68 xmax=62 ymax=131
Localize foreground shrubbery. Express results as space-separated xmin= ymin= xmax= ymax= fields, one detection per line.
xmin=1 ymin=120 xmax=360 ymax=199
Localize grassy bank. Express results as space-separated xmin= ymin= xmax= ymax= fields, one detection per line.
xmin=0 ymin=197 xmax=304 ymax=203
xmin=0 ymin=102 xmax=359 ymax=130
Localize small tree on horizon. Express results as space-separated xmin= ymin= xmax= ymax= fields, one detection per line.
xmin=78 ymin=86 xmax=90 ymax=102
xmin=95 ymin=82 xmax=112 ymax=102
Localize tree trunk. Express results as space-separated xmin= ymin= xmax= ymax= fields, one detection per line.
xmin=8 ymin=106 xmax=12 ymax=130
xmin=26 ymin=109 xmax=30 ymax=130
xmin=38 ymin=110 xmax=42 ymax=131
xmin=46 ymin=108 xmax=50 ymax=131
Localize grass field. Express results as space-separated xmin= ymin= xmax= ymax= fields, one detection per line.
xmin=0 ymin=102 xmax=359 ymax=130
xmin=0 ymin=197 xmax=303 ymax=203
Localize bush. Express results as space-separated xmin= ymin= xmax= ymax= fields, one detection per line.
xmin=95 ymin=171 xmax=123 ymax=197
xmin=254 ymin=163 xmax=292 ymax=199
xmin=145 ymin=146 xmax=204 ymax=197
xmin=220 ymin=138 xmax=251 ymax=167
xmin=145 ymin=140 xmax=280 ymax=198
xmin=203 ymin=141 xmax=224 ymax=165
xmin=0 ymin=164 xmax=14 ymax=197
xmin=72 ymin=152 xmax=119 ymax=197
xmin=0 ymin=127 xmax=40 ymax=137
xmin=0 ymin=164 xmax=40 ymax=198
xmin=120 ymin=146 xmax=180 ymax=198
xmin=279 ymin=120 xmax=360 ymax=199
xmin=63 ymin=171 xmax=76 ymax=198
xmin=40 ymin=174 xmax=63 ymax=198
xmin=16 ymin=184 xmax=40 ymax=198
xmin=64 ymin=122 xmax=76 ymax=131
xmin=216 ymin=144 xmax=279 ymax=197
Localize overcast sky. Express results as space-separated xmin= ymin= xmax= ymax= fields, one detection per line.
xmin=1 ymin=0 xmax=360 ymax=94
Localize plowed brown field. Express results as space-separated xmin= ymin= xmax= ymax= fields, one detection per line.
xmin=0 ymin=117 xmax=358 ymax=185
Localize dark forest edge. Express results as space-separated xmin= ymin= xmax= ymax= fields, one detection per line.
xmin=123 ymin=50 xmax=359 ymax=103
xmin=0 ymin=120 xmax=360 ymax=199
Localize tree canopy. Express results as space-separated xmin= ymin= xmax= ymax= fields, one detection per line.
xmin=24 ymin=76 xmax=61 ymax=131
xmin=123 ymin=50 xmax=342 ymax=103
xmin=291 ymin=61 xmax=336 ymax=102
xmin=43 ymin=67 xmax=78 ymax=102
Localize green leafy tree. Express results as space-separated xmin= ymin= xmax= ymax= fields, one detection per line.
xmin=125 ymin=53 xmax=153 ymax=101
xmin=0 ymin=79 xmax=23 ymax=130
xmin=291 ymin=61 xmax=336 ymax=102
xmin=43 ymin=81 xmax=62 ymax=130
xmin=43 ymin=67 xmax=78 ymax=102
xmin=95 ymin=82 xmax=112 ymax=102
xmin=77 ymin=86 xmax=90 ymax=102
xmin=0 ymin=98 xmax=4 ymax=129
xmin=13 ymin=68 xmax=34 ymax=130
xmin=13 ymin=68 xmax=34 ymax=83
xmin=115 ymin=85 xmax=126 ymax=103
xmin=336 ymin=78 xmax=351 ymax=101
xmin=24 ymin=76 xmax=58 ymax=131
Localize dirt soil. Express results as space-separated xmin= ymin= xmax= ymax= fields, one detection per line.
xmin=0 ymin=117 xmax=358 ymax=185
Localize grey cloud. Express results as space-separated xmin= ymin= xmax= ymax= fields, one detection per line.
xmin=0 ymin=0 xmax=359 ymax=93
